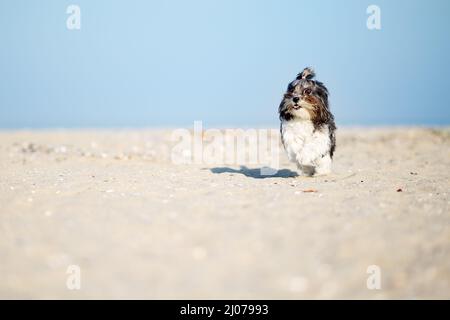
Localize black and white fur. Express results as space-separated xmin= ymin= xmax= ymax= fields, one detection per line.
xmin=279 ymin=67 xmax=336 ymax=176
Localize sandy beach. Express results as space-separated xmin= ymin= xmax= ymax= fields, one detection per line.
xmin=0 ymin=127 xmax=449 ymax=299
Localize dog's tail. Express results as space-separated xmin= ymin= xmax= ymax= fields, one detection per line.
xmin=296 ymin=67 xmax=315 ymax=80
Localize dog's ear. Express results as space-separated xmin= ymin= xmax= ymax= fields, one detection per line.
xmin=296 ymin=67 xmax=315 ymax=80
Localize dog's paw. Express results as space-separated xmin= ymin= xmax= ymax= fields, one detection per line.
xmin=296 ymin=153 xmax=316 ymax=166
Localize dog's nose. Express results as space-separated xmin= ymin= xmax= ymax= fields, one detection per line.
xmin=292 ymin=97 xmax=300 ymax=103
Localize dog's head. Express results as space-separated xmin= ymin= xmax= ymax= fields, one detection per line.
xmin=279 ymin=67 xmax=332 ymax=125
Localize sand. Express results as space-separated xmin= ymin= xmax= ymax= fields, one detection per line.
xmin=0 ymin=127 xmax=449 ymax=299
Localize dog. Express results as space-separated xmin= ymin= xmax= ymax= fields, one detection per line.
xmin=278 ymin=67 xmax=336 ymax=176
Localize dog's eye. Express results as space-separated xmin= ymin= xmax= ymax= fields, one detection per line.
xmin=303 ymin=88 xmax=312 ymax=95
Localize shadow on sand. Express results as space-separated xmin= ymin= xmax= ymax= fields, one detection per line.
xmin=208 ymin=166 xmax=298 ymax=179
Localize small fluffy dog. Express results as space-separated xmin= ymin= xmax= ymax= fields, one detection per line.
xmin=279 ymin=67 xmax=336 ymax=176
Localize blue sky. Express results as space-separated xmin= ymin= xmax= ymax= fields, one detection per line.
xmin=0 ymin=0 xmax=449 ymax=128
